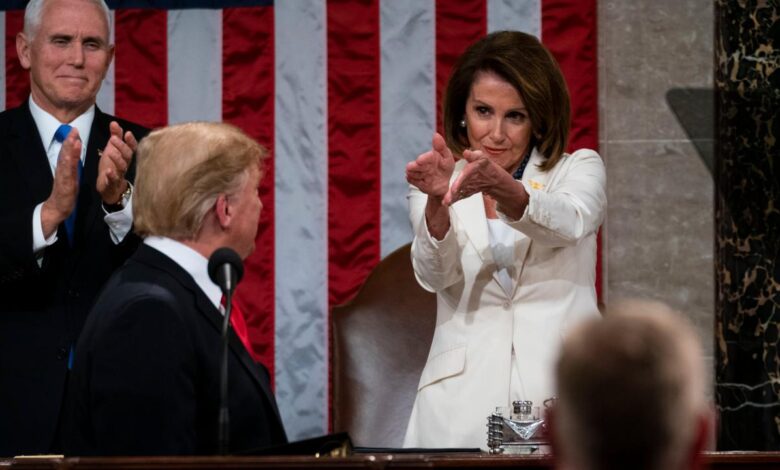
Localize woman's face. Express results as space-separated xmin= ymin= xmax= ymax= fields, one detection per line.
xmin=464 ymin=70 xmax=533 ymax=173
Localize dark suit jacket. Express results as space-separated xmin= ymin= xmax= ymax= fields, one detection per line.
xmin=0 ymin=101 xmax=149 ymax=455
xmin=66 ymin=244 xmax=288 ymax=455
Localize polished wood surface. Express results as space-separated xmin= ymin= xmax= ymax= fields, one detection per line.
xmin=3 ymin=452 xmax=780 ymax=469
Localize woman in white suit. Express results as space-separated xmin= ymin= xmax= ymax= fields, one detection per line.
xmin=403 ymin=31 xmax=606 ymax=449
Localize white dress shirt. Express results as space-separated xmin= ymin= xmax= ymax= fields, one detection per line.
xmin=144 ymin=236 xmax=223 ymax=312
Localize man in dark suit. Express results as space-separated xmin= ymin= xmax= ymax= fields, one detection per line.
xmin=66 ymin=121 xmax=288 ymax=455
xmin=0 ymin=0 xmax=148 ymax=455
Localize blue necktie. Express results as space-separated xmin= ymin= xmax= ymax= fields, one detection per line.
xmin=55 ymin=124 xmax=82 ymax=246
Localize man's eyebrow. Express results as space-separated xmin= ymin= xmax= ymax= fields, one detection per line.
xmin=47 ymin=33 xmax=107 ymax=45
xmin=48 ymin=33 xmax=73 ymax=40
xmin=83 ymin=35 xmax=107 ymax=44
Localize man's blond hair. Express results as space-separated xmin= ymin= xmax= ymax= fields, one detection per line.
xmin=133 ymin=121 xmax=266 ymax=239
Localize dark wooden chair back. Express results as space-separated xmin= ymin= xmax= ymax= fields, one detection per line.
xmin=331 ymin=243 xmax=436 ymax=447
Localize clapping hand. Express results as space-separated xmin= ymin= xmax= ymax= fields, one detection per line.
xmin=40 ymin=128 xmax=82 ymax=237
xmin=443 ymin=148 xmax=503 ymax=206
xmin=406 ymin=133 xmax=455 ymax=199
xmin=97 ymin=121 xmax=138 ymax=205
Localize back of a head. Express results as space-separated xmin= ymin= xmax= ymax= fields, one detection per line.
xmin=554 ymin=299 xmax=707 ymax=470
xmin=133 ymin=121 xmax=266 ymax=240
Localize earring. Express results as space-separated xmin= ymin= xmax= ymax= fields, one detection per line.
xmin=459 ymin=119 xmax=466 ymax=128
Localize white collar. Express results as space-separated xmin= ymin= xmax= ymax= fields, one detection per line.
xmin=29 ymin=96 xmax=95 ymax=162
xmin=144 ymin=236 xmax=222 ymax=311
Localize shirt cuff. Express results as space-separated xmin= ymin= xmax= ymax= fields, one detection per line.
xmin=33 ymin=203 xmax=58 ymax=267
xmin=103 ymin=193 xmax=134 ymax=244
xmin=32 ymin=202 xmax=58 ymax=252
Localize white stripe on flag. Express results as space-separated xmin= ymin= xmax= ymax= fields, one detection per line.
xmin=96 ymin=10 xmax=115 ymax=115
xmin=274 ymin=0 xmax=329 ymax=440
xmin=168 ymin=9 xmax=222 ymax=124
xmin=379 ymin=0 xmax=435 ymax=258
xmin=487 ymin=0 xmax=541 ymax=38
xmin=1 ymin=13 xmax=5 ymax=111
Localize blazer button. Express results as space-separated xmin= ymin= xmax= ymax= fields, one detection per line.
xmin=57 ymin=347 xmax=68 ymax=360
xmin=503 ymin=301 xmax=512 ymax=310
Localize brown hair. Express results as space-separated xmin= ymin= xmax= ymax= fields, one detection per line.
xmin=555 ymin=299 xmax=707 ymax=470
xmin=134 ymin=121 xmax=266 ymax=239
xmin=443 ymin=30 xmax=570 ymax=172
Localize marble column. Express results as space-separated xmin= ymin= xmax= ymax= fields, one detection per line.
xmin=714 ymin=0 xmax=780 ymax=451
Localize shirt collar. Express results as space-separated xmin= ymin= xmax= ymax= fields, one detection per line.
xmin=144 ymin=236 xmax=222 ymax=311
xmin=29 ymin=96 xmax=95 ymax=162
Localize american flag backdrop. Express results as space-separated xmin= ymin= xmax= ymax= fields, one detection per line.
xmin=1 ymin=0 xmax=598 ymax=440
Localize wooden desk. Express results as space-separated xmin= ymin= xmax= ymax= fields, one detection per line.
xmin=3 ymin=452 xmax=780 ymax=469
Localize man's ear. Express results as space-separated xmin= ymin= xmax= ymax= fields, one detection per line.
xmin=16 ymin=32 xmax=32 ymax=70
xmin=214 ymin=194 xmax=231 ymax=229
xmin=101 ymin=44 xmax=115 ymax=80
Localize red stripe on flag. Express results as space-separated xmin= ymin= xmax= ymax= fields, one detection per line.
xmin=542 ymin=0 xmax=598 ymax=152
xmin=326 ymin=0 xmax=382 ymax=308
xmin=5 ymin=11 xmax=27 ymax=109
xmin=327 ymin=0 xmax=381 ymax=429
xmin=542 ymin=0 xmax=602 ymax=299
xmin=223 ymin=6 xmax=276 ymax=377
xmin=114 ymin=9 xmax=167 ymax=128
xmin=435 ymin=0 xmax=486 ymax=132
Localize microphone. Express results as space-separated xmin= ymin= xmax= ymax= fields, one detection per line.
xmin=208 ymin=247 xmax=244 ymax=297
xmin=207 ymin=247 xmax=244 ymax=455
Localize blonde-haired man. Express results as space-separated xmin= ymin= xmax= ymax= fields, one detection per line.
xmin=553 ymin=299 xmax=711 ymax=470
xmin=66 ymin=122 xmax=287 ymax=455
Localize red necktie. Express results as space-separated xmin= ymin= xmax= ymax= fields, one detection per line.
xmin=221 ymin=296 xmax=259 ymax=363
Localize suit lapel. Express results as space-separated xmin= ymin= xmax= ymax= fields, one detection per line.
xmin=10 ymin=102 xmax=55 ymax=209
xmin=193 ymin=292 xmax=283 ymax=420
xmin=79 ymin=108 xmax=111 ymax=246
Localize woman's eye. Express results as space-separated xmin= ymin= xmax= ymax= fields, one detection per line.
xmin=507 ymin=112 xmax=527 ymax=122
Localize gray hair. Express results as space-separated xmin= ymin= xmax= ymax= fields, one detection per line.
xmin=24 ymin=0 xmax=112 ymax=41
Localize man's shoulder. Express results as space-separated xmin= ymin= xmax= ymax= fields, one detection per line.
xmin=93 ymin=255 xmax=184 ymax=314
xmin=0 ymin=104 xmax=30 ymax=131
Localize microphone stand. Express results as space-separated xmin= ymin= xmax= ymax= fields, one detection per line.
xmin=209 ymin=248 xmax=243 ymax=456
xmin=218 ymin=281 xmax=233 ymax=454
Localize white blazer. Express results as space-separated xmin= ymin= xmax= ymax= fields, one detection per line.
xmin=403 ymin=148 xmax=607 ymax=449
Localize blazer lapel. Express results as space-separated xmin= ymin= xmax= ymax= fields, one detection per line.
xmin=508 ymin=148 xmax=561 ymax=298
xmin=450 ymin=161 xmax=491 ymax=262
xmin=452 ymin=148 xmax=562 ymax=300
xmin=449 ymin=160 xmax=516 ymax=295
